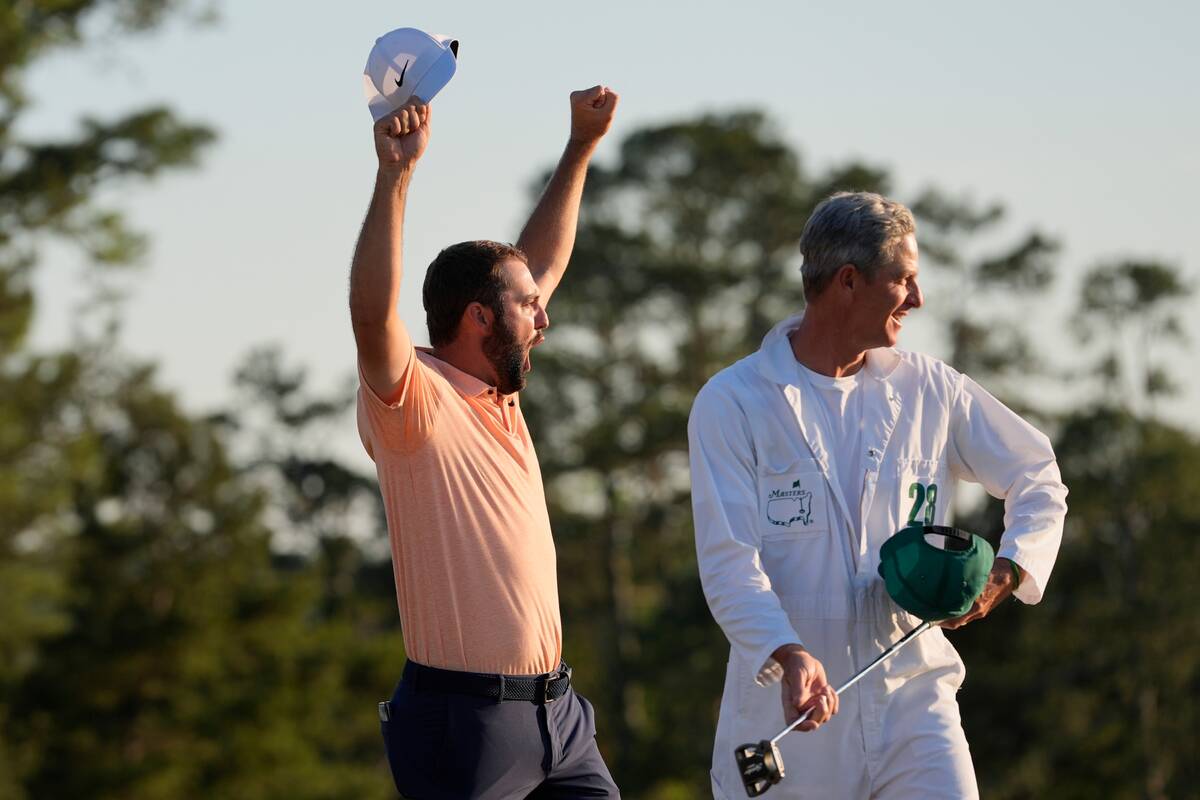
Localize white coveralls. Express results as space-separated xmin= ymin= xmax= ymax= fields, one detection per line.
xmin=688 ymin=314 xmax=1068 ymax=800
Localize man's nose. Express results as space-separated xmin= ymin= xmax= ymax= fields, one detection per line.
xmin=536 ymin=304 xmax=550 ymax=330
xmin=909 ymin=281 xmax=923 ymax=309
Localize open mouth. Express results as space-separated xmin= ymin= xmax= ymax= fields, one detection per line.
xmin=525 ymin=335 xmax=545 ymax=372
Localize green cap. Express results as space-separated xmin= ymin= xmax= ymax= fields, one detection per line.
xmin=877 ymin=524 xmax=996 ymax=621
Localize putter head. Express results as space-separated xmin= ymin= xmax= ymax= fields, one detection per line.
xmin=734 ymin=739 xmax=785 ymax=796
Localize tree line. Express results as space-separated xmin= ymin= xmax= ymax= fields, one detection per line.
xmin=1 ymin=3 xmax=1196 ymax=798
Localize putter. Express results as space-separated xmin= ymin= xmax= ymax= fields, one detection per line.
xmin=734 ymin=620 xmax=933 ymax=797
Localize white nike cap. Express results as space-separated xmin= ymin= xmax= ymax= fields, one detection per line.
xmin=363 ymin=27 xmax=459 ymax=122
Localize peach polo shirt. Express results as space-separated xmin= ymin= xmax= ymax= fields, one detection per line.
xmin=356 ymin=345 xmax=561 ymax=676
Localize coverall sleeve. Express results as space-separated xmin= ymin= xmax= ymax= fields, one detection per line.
xmin=948 ymin=375 xmax=1068 ymax=604
xmin=688 ymin=382 xmax=803 ymax=683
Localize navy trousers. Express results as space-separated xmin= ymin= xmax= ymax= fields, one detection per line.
xmin=380 ymin=663 xmax=620 ymax=799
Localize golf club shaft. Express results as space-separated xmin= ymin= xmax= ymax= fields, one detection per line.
xmin=769 ymin=620 xmax=933 ymax=745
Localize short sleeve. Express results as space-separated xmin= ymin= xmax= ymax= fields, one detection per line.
xmin=356 ymin=345 xmax=441 ymax=454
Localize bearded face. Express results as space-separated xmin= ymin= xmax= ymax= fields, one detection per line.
xmin=483 ymin=306 xmax=528 ymax=395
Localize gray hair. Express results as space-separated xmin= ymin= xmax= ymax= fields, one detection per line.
xmin=799 ymin=191 xmax=916 ymax=301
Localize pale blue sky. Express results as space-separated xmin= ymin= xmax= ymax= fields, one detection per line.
xmin=23 ymin=0 xmax=1200 ymax=456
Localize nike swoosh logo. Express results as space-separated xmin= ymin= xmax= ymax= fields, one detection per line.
xmin=395 ymin=59 xmax=410 ymax=88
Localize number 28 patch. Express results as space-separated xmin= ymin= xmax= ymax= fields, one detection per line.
xmin=905 ymin=480 xmax=939 ymax=525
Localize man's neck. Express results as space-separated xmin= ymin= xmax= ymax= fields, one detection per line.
xmin=788 ymin=311 xmax=868 ymax=378
xmin=430 ymin=342 xmax=498 ymax=388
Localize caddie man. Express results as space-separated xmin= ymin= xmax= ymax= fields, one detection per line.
xmin=352 ymin=27 xmax=621 ymax=799
xmin=687 ymin=191 xmax=1069 ymax=799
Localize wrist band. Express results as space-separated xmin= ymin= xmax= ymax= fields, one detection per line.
xmin=1009 ymin=559 xmax=1022 ymax=591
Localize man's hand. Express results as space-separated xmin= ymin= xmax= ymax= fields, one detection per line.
xmin=772 ymin=644 xmax=839 ymax=733
xmin=568 ymin=85 xmax=618 ymax=147
xmin=373 ymin=99 xmax=431 ymax=173
xmin=516 ymin=84 xmax=618 ymax=303
xmin=940 ymin=557 xmax=1021 ymax=630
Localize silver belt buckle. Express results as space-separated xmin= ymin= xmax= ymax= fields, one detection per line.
xmin=540 ymin=673 xmax=557 ymax=704
xmin=542 ymin=664 xmax=571 ymax=704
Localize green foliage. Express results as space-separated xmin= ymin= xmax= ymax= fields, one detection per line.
xmin=909 ymin=188 xmax=1060 ymax=382
xmin=0 ymin=2 xmax=216 ymax=354
xmin=953 ymin=408 xmax=1200 ymax=800
xmin=1072 ymin=260 xmax=1193 ymax=412
xmin=0 ymin=4 xmax=219 ymax=795
xmin=0 ymin=1 xmax=212 ymax=113
xmin=224 ymin=346 xmax=386 ymax=553
xmin=1 ymin=5 xmax=1195 ymax=797
xmin=0 ymin=4 xmax=397 ymax=798
xmin=3 ymin=356 xmax=399 ymax=799
xmin=0 ymin=352 xmax=84 ymax=696
xmin=525 ymin=112 xmax=1197 ymax=797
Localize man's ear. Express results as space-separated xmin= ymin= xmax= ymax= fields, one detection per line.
xmin=833 ymin=263 xmax=857 ymax=293
xmin=463 ymin=301 xmax=494 ymax=335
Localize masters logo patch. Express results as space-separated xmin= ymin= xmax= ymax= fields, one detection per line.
xmin=767 ymin=479 xmax=814 ymax=527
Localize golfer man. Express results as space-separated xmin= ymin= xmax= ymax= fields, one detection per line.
xmin=688 ymin=192 xmax=1068 ymax=799
xmin=350 ymin=86 xmax=620 ymax=798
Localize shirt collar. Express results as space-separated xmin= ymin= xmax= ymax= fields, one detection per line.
xmin=416 ymin=348 xmax=503 ymax=399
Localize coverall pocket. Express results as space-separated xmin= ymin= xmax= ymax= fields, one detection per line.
xmin=758 ymin=468 xmax=830 ymax=539
xmin=758 ymin=468 xmax=838 ymax=600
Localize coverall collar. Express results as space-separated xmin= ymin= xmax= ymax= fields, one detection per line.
xmin=754 ymin=312 xmax=902 ymax=386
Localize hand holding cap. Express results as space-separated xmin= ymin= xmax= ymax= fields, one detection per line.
xmin=364 ymin=27 xmax=458 ymax=122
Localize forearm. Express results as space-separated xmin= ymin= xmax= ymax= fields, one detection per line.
xmin=516 ymin=138 xmax=597 ymax=299
xmin=350 ymin=167 xmax=411 ymax=332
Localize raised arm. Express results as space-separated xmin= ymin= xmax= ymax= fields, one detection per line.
xmin=517 ymin=85 xmax=618 ymax=306
xmin=349 ymin=101 xmax=431 ymax=403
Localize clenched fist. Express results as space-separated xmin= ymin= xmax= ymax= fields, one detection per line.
xmin=569 ymin=85 xmax=619 ymax=146
xmin=374 ymin=99 xmax=431 ymax=172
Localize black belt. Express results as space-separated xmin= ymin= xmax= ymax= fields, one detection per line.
xmin=403 ymin=660 xmax=573 ymax=704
